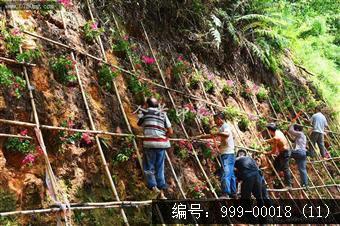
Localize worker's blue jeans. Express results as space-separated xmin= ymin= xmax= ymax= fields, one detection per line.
xmin=291 ymin=149 xmax=308 ymax=186
xmin=220 ymin=153 xmax=236 ymax=196
xmin=143 ymin=148 xmax=167 ymax=190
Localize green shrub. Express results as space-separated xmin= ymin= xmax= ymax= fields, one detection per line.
xmin=98 ymin=65 xmax=118 ymax=91
xmin=172 ymin=56 xmax=191 ymax=81
xmin=50 ymin=56 xmax=77 ymax=85
xmin=16 ymin=49 xmax=41 ymax=63
xmin=189 ymin=182 xmax=209 ymax=199
xmin=203 ymin=80 xmax=215 ymax=94
xmin=5 ymin=138 xmax=35 ymax=154
xmin=222 ymin=80 xmax=234 ymax=97
xmin=113 ymin=136 xmax=134 ymax=164
xmin=238 ymin=115 xmax=250 ymax=132
xmin=174 ymin=140 xmax=192 ymax=159
xmin=127 ymin=75 xmax=151 ymax=97
xmin=167 ymin=108 xmax=180 ymax=124
xmin=82 ymin=21 xmax=104 ymax=42
xmin=271 ymin=98 xmax=281 ymax=113
xmin=222 ymin=106 xmax=240 ymax=121
xmin=1 ymin=27 xmax=23 ymax=55
xmin=256 ymin=87 xmax=268 ymax=102
xmin=0 ymin=189 xmax=16 ymax=212
xmin=184 ymin=111 xmax=196 ymax=124
xmin=0 ymin=64 xmax=26 ymax=98
xmin=112 ymin=39 xmax=130 ymax=53
xmin=256 ymin=117 xmax=268 ymax=131
xmin=189 ymin=73 xmax=201 ymax=89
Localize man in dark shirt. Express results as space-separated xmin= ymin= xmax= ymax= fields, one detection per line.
xmin=234 ymin=150 xmax=263 ymax=200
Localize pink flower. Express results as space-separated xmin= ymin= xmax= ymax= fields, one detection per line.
xmin=141 ymin=56 xmax=156 ymax=65
xmin=22 ymin=154 xmax=36 ymax=165
xmin=207 ymin=73 xmax=214 ymax=80
xmin=58 ymin=0 xmax=72 ymax=7
xmin=11 ymin=28 xmax=21 ymax=36
xmin=177 ymin=55 xmax=184 ymax=61
xmin=248 ymin=114 xmax=257 ymax=121
xmin=252 ymin=84 xmax=260 ymax=94
xmin=67 ymin=120 xmax=74 ymax=128
xmin=226 ymin=80 xmax=234 ymax=87
xmin=194 ymin=186 xmax=200 ymax=192
xmin=91 ymin=22 xmax=98 ymax=30
xmin=20 ymin=129 xmax=28 ymax=136
xmin=36 ymin=146 xmax=44 ymax=155
xmin=197 ymin=107 xmax=211 ymax=116
xmin=81 ymin=133 xmax=92 ymax=145
xmin=123 ymin=35 xmax=129 ymax=41
xmin=183 ymin=103 xmax=196 ymax=113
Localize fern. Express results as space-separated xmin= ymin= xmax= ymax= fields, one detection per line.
xmin=209 ymin=14 xmax=222 ymax=49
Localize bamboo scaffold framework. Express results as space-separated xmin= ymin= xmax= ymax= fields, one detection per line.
xmin=0 ymin=2 xmax=339 ymax=225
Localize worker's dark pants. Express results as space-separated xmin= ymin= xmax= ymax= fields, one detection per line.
xmin=310 ymin=131 xmax=327 ymax=157
xmin=241 ymin=172 xmax=263 ymax=200
xmin=273 ymin=150 xmax=291 ymax=186
xmin=143 ymin=148 xmax=167 ymax=190
xmin=241 ymin=172 xmax=265 ymax=222
xmin=291 ymin=150 xmax=308 ymax=186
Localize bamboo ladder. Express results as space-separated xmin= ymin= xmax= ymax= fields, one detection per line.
xmin=58 ymin=7 xmax=129 ymax=225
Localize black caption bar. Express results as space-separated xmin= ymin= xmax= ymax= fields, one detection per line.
xmin=152 ymin=199 xmax=340 ymax=224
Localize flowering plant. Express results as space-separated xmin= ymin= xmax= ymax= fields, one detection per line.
xmin=0 ymin=64 xmax=26 ymax=98
xmin=189 ymin=182 xmax=209 ymax=199
xmin=58 ymin=0 xmax=73 ymax=7
xmin=183 ymin=103 xmax=197 ymax=124
xmin=238 ymin=115 xmax=250 ymax=132
xmin=98 ymin=64 xmax=118 ymax=91
xmin=189 ymin=73 xmax=201 ymax=89
xmin=83 ymin=21 xmax=104 ymax=42
xmin=256 ymin=86 xmax=268 ymax=103
xmin=172 ymin=55 xmax=191 ymax=81
xmin=222 ymin=106 xmax=240 ymax=121
xmin=16 ymin=49 xmax=41 ymax=64
xmin=1 ymin=27 xmax=23 ymax=55
xmin=57 ymin=118 xmax=93 ymax=147
xmin=200 ymin=142 xmax=217 ymax=159
xmin=22 ymin=154 xmax=36 ymax=166
xmin=222 ymin=80 xmax=234 ymax=96
xmin=50 ymin=56 xmax=77 ymax=85
xmin=5 ymin=130 xmax=35 ymax=154
xmin=113 ymin=136 xmax=135 ymax=164
xmin=241 ymin=81 xmax=260 ymax=99
xmin=174 ymin=140 xmax=193 ymax=159
xmin=203 ymin=80 xmax=215 ymax=94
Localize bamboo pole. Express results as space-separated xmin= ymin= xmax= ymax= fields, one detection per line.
xmin=0 ymin=133 xmax=33 ymax=139
xmin=0 ymin=56 xmax=36 ymax=66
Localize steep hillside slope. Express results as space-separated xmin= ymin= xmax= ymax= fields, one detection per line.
xmin=0 ymin=1 xmax=339 ymax=225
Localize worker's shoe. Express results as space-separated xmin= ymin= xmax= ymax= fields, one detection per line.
xmin=158 ymin=191 xmax=167 ymax=200
xmin=150 ymin=187 xmax=161 ymax=199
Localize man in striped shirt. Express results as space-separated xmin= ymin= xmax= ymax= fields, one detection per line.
xmin=138 ymin=97 xmax=173 ymax=199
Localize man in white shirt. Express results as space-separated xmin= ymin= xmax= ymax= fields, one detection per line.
xmin=201 ymin=113 xmax=236 ymax=198
xmin=310 ymin=111 xmax=329 ymax=158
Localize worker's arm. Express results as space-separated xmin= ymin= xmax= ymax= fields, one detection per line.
xmin=166 ymin=127 xmax=173 ymax=137
xmin=265 ymin=138 xmax=277 ymax=155
xmin=288 ymin=124 xmax=299 ymax=137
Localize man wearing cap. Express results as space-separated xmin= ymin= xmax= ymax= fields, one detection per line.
xmin=265 ymin=123 xmax=292 ymax=188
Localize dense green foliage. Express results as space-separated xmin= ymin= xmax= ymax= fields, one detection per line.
xmin=252 ymin=0 xmax=339 ymax=117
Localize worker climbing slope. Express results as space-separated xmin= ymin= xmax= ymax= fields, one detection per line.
xmin=137 ymin=97 xmax=173 ymax=199
xmin=265 ymin=123 xmax=292 ymax=189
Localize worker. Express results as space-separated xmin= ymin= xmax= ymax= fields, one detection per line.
xmin=288 ymin=124 xmax=308 ymax=187
xmin=199 ymin=113 xmax=236 ymax=198
xmin=235 ymin=150 xmax=263 ymax=201
xmin=265 ymin=123 xmax=292 ymax=189
xmin=137 ymin=97 xmax=173 ymax=199
xmin=254 ymin=156 xmax=272 ymax=205
xmin=310 ymin=109 xmax=330 ymax=158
